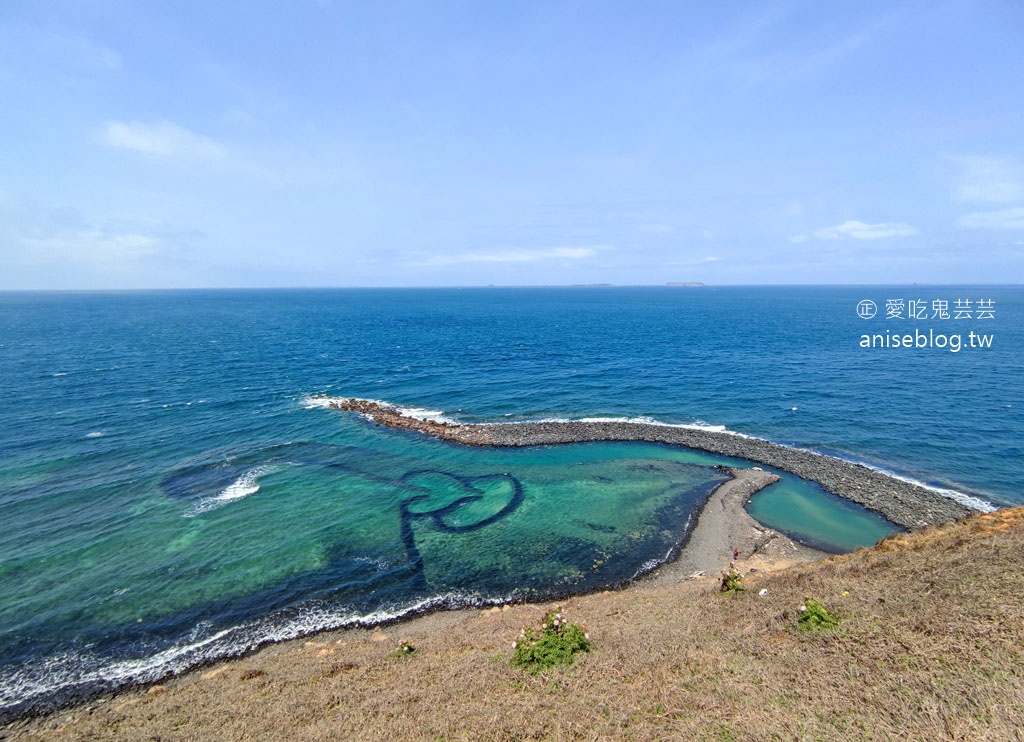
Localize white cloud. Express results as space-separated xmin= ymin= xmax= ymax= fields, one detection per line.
xmin=689 ymin=5 xmax=896 ymax=94
xmin=0 ymin=25 xmax=121 ymax=73
xmin=423 ymin=246 xmax=598 ymax=265
xmin=950 ymin=156 xmax=1024 ymax=204
xmin=637 ymin=223 xmax=675 ymax=235
xmin=667 ymin=256 xmax=721 ymax=266
xmin=813 ymin=220 xmax=918 ymax=240
xmin=73 ymin=36 xmax=121 ymax=71
xmin=956 ymin=207 xmax=1024 ymax=230
xmin=99 ymin=120 xmax=226 ymax=160
xmin=22 ymin=229 xmax=162 ymax=265
xmin=0 ymin=195 xmax=186 ymax=288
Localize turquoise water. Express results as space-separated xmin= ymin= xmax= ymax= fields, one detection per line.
xmin=747 ymin=477 xmax=900 ymax=553
xmin=0 ymin=286 xmax=1019 ymax=717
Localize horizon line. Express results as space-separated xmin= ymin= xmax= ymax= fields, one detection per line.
xmin=1 ymin=282 xmax=1022 ymax=293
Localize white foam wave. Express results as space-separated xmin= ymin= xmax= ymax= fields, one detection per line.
xmin=852 ymin=463 xmax=996 ymax=513
xmin=184 ymin=464 xmax=279 ymax=518
xmin=585 ymin=416 xmax=733 ymax=434
xmin=303 ymin=396 xmax=458 ymax=424
xmin=301 ymin=395 xmax=391 ymax=411
xmin=488 ymin=414 xmax=736 ymax=435
xmin=0 ymin=627 xmax=235 ymax=712
xmin=635 ymin=558 xmax=661 ymax=576
xmin=84 ymin=431 xmax=104 ymax=439
xmin=0 ymin=591 xmax=501 ymax=716
xmin=395 ymin=406 xmax=456 ymax=424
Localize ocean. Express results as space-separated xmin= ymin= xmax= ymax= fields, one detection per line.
xmin=0 ymin=286 xmax=1020 ymax=718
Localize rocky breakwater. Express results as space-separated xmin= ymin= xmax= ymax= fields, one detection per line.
xmin=327 ymin=398 xmax=973 ymax=530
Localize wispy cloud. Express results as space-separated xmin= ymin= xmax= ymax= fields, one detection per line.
xmin=423 ymin=246 xmax=599 ymax=265
xmin=813 ymin=220 xmax=918 ymax=240
xmin=60 ymin=33 xmax=121 ymax=71
xmin=667 ymin=256 xmax=721 ymax=266
xmin=0 ymin=25 xmax=122 ymax=73
xmin=99 ymin=120 xmax=226 ymax=160
xmin=636 ymin=223 xmax=675 ymax=235
xmin=950 ymin=156 xmax=1024 ymax=204
xmin=0 ymin=194 xmax=188 ymax=283
xmin=691 ymin=5 xmax=893 ymax=93
xmin=22 ymin=229 xmax=162 ymax=265
xmin=956 ymin=207 xmax=1024 ymax=230
xmin=948 ymin=156 xmax=1024 ymax=231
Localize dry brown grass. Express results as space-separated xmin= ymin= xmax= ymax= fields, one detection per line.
xmin=9 ymin=508 xmax=1024 ymax=741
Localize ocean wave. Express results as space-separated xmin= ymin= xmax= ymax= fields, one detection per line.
xmin=395 ymin=406 xmax=457 ymax=424
xmin=484 ymin=414 xmax=745 ymax=437
xmin=183 ymin=464 xmax=279 ymax=518
xmin=849 ymin=463 xmax=997 ymax=513
xmin=302 ymin=396 xmax=459 ymax=425
xmin=0 ymin=590 xmax=505 ymax=721
xmin=302 ymin=395 xmax=389 ymax=412
xmin=301 ymin=395 xmax=338 ymax=410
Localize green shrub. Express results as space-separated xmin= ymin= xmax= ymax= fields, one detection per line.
xmin=510 ymin=609 xmax=593 ymax=674
xmin=720 ymin=564 xmax=745 ymax=595
xmin=390 ymin=640 xmax=417 ymax=657
xmin=798 ymin=599 xmax=842 ymax=632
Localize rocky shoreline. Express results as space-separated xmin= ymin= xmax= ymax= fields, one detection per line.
xmin=325 ymin=397 xmax=975 ymax=530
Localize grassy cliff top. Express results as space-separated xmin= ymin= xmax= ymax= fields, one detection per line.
xmin=13 ymin=508 xmax=1024 ymax=741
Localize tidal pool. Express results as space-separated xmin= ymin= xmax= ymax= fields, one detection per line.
xmin=745 ymin=475 xmax=903 ymax=553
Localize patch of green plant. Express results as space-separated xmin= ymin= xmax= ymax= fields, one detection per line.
xmin=390 ymin=640 xmax=417 ymax=657
xmin=798 ymin=599 xmax=843 ymax=632
xmin=719 ymin=564 xmax=745 ymax=595
xmin=510 ymin=608 xmax=593 ymax=674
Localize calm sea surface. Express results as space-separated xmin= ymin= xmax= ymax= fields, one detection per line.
xmin=0 ymin=286 xmax=1020 ymax=717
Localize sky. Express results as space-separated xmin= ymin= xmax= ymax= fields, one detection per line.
xmin=1 ymin=0 xmax=1023 ymax=289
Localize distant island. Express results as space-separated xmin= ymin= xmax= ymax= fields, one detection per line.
xmin=666 ymin=281 xmax=705 ymax=287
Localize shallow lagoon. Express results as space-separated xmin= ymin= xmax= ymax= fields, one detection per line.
xmin=746 ymin=475 xmax=902 ymax=553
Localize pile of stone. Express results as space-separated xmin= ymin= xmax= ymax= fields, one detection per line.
xmin=327 ymin=397 xmax=971 ymax=530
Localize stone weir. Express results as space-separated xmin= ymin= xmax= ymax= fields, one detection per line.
xmin=326 ymin=398 xmax=974 ymax=530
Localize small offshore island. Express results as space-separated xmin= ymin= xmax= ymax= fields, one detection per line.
xmin=325 ymin=397 xmax=973 ymax=531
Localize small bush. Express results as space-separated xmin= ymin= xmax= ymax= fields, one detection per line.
xmin=390 ymin=641 xmax=417 ymax=657
xmin=798 ymin=599 xmax=842 ymax=632
xmin=510 ymin=609 xmax=593 ymax=674
xmin=720 ymin=565 xmax=745 ymax=595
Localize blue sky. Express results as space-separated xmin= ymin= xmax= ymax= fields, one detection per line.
xmin=1 ymin=1 xmax=1023 ymax=288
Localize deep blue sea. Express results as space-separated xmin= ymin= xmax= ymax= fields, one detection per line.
xmin=1 ymin=286 xmax=1020 ymax=718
